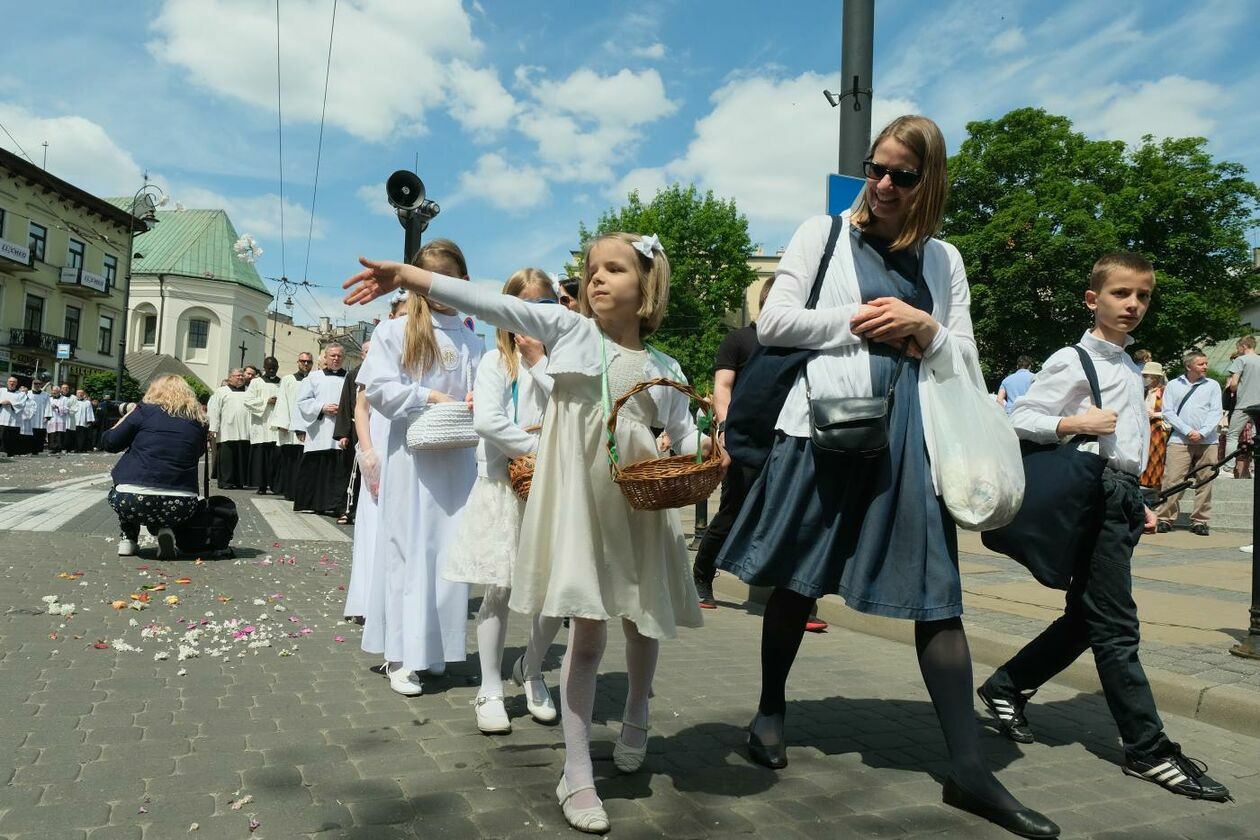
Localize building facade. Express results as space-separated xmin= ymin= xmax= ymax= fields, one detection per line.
xmin=113 ymin=206 xmax=273 ymax=388
xmin=266 ymin=312 xmax=367 ymax=373
xmin=0 ymin=148 xmax=141 ymax=387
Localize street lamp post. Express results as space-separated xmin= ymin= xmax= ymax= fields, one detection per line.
xmin=116 ymin=181 xmax=165 ymax=397
xmin=1231 ymin=403 xmax=1260 ymax=660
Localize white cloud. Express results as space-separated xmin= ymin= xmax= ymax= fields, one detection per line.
xmin=356 ymin=183 xmax=395 ymax=218
xmin=453 ymin=153 xmax=549 ymax=212
xmin=989 ymin=27 xmax=1026 ymax=55
xmin=172 ymin=185 xmax=324 ymax=244
xmin=147 ymin=0 xmax=481 ymax=141
xmin=0 ymin=103 xmax=144 ymax=195
xmin=445 ymin=61 xmax=519 ymax=140
xmin=1063 ymin=75 xmax=1223 ymax=147
xmin=627 ymin=71 xmax=916 ymax=235
xmin=631 ymin=42 xmax=666 ymax=60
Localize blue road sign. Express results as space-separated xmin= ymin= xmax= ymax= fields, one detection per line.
xmin=826 ymin=173 xmax=865 ymax=215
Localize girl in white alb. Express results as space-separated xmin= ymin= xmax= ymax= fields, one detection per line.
xmin=343 ymin=232 xmax=715 ymax=835
xmin=444 ymin=268 xmax=565 ymax=735
xmin=357 ymin=240 xmax=482 ymax=696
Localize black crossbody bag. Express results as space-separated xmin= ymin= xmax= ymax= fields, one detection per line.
xmin=806 ymin=347 xmax=907 ymax=457
xmin=981 ymin=346 xmax=1107 ymax=590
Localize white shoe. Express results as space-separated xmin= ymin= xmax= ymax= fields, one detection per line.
xmin=556 ymin=775 xmax=609 ymax=834
xmin=117 ymin=538 xmax=137 ymax=557
xmin=1242 ymin=545 xmax=1253 ymax=554
xmin=156 ymin=528 xmax=179 ymax=559
xmin=386 ymin=664 xmax=422 ymax=696
xmin=512 ymin=655 xmax=558 ymax=723
xmin=613 ymin=720 xmax=650 ymax=774
xmin=474 ymin=695 xmax=512 ymax=734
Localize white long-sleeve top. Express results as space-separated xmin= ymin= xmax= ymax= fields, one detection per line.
xmin=1162 ymin=374 xmax=1223 ymax=446
xmin=472 ymin=348 xmax=553 ymax=480
xmin=1010 ymin=331 xmax=1149 ymax=476
xmin=244 ymin=376 xmax=282 ymax=444
xmin=270 ymin=373 xmax=305 ymax=445
xmin=0 ymin=387 xmax=27 ymax=428
xmin=359 ymin=311 xmax=482 ymax=426
xmin=757 ymin=212 xmax=974 ymax=493
xmin=296 ymin=370 xmax=350 ymax=452
xmin=425 ymin=274 xmax=702 ymax=455
xmin=27 ymin=390 xmax=50 ymax=428
xmin=71 ymin=397 xmax=95 ymax=426
xmin=207 ymin=386 xmax=251 ymax=442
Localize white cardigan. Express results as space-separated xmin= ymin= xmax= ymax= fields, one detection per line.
xmin=760 ymin=212 xmax=977 ymax=493
xmin=472 ymin=348 xmax=553 ymax=480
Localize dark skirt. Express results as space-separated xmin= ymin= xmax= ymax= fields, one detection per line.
xmin=250 ymin=442 xmax=280 ymax=491
xmin=293 ymin=448 xmax=351 ymax=514
xmin=277 ymin=444 xmax=303 ymax=500
xmin=216 ymin=440 xmax=252 ymax=489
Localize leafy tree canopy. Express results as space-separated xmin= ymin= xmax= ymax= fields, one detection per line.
xmin=81 ymin=370 xmax=142 ymax=402
xmin=943 ymin=108 xmax=1260 ymax=379
xmin=574 ymin=184 xmax=757 ymax=391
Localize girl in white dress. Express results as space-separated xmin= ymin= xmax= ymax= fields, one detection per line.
xmin=344 ymin=232 xmax=716 ymax=835
xmin=357 ymin=240 xmax=483 ymax=696
xmin=444 ymin=268 xmax=565 ymax=735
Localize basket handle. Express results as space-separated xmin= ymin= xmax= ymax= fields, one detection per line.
xmin=605 ymin=377 xmax=723 ymax=478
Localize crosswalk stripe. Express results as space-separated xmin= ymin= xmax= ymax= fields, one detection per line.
xmin=250 ymin=497 xmax=350 ymax=542
xmin=0 ymin=486 xmax=110 ymax=530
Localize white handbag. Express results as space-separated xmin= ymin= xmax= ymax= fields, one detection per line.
xmin=405 ymin=365 xmax=477 ymax=451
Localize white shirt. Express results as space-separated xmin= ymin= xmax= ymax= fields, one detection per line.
xmin=426 ymin=274 xmax=701 ymax=453
xmin=0 ymin=388 xmax=27 ymax=428
xmin=472 ymin=348 xmax=553 ymax=480
xmin=71 ymin=397 xmax=96 ymax=426
xmin=244 ymin=376 xmax=282 ymax=445
xmin=296 ymin=369 xmax=350 ymax=452
xmin=1162 ymin=374 xmax=1223 ymax=446
xmin=270 ymin=373 xmax=305 ymax=445
xmin=1010 ymin=331 xmax=1149 ymax=476
xmin=207 ymin=386 xmax=251 ymax=442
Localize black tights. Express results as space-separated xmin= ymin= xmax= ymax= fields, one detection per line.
xmin=755 ymin=587 xmax=1019 ymax=810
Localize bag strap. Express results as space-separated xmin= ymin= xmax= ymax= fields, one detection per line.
xmin=805 ymin=214 xmax=843 ymax=310
xmin=1072 ymin=346 xmax=1102 ymax=408
xmin=1176 ymin=380 xmax=1204 ymax=416
xmin=202 ymin=434 xmax=211 ymax=498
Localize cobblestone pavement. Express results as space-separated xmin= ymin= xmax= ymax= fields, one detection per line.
xmin=2 ymin=452 xmax=1259 ymax=839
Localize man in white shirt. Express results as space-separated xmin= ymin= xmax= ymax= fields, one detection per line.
xmin=293 ymin=344 xmax=351 ymax=515
xmin=1225 ymin=336 xmax=1260 ymax=477
xmin=207 ymin=368 xmax=253 ymax=489
xmin=0 ymin=376 xmax=28 ymax=456
xmin=1156 ymin=350 xmax=1222 ymax=535
xmin=271 ymin=352 xmax=313 ymax=499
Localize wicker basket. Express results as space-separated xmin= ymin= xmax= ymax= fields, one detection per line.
xmin=507 ymin=426 xmax=541 ymax=501
xmin=405 ymin=402 xmax=478 ymax=451
xmin=607 ymin=378 xmax=724 ymax=511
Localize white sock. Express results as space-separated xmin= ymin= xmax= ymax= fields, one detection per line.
xmin=523 ymin=613 xmax=564 ymax=701
xmin=620 ymin=618 xmax=658 ymax=749
xmin=561 ymin=618 xmax=607 ymax=811
xmin=476 ymin=586 xmax=511 ymax=698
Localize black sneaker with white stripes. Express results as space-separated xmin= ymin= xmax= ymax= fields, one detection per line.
xmin=1123 ymin=744 xmax=1231 ymax=801
xmin=977 ymin=681 xmax=1035 ymax=744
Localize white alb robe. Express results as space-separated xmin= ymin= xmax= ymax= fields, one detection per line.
xmin=71 ymin=398 xmax=95 ymax=427
xmin=244 ymin=377 xmax=281 ymax=444
xmin=270 ymin=373 xmax=304 ymax=446
xmin=0 ymin=388 xmax=27 ymax=428
xmin=45 ymin=395 xmax=69 ymax=433
xmin=64 ymin=396 xmax=78 ymax=431
xmin=207 ymin=386 xmax=251 ymax=442
xmin=296 ymin=371 xmax=346 ymax=453
xmin=344 ymin=409 xmax=390 ymax=618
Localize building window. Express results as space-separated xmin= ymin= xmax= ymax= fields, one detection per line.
xmin=24 ymin=294 xmax=44 ymax=333
xmin=142 ymin=314 xmax=157 ymax=346
xmin=188 ymin=318 xmax=209 ymax=350
xmin=67 ymin=238 xmax=85 ymax=269
xmin=28 ymin=222 xmax=47 ymax=262
xmin=98 ymin=314 xmax=114 ymax=356
xmin=103 ymin=254 xmax=118 ymax=288
xmin=64 ymin=305 xmax=81 ymax=346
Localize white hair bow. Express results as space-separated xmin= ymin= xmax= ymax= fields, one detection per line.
xmin=633 ymin=234 xmax=664 ymax=260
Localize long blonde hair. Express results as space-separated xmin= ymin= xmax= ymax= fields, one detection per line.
xmin=579 ymin=232 xmax=671 ymax=336
xmin=402 ymin=239 xmax=469 ymax=376
xmin=144 ymin=375 xmax=203 ymax=422
xmin=850 ymin=115 xmax=948 ymax=252
xmin=496 ymin=268 xmax=554 ymax=382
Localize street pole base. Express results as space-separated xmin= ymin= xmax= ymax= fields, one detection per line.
xmin=1230 ymin=637 xmax=1260 ymax=660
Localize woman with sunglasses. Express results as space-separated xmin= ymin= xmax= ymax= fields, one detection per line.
xmin=716 ymin=115 xmax=1059 ymax=839
xmin=443 ymin=267 xmax=565 ymax=733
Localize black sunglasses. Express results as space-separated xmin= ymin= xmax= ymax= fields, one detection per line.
xmin=862 ymin=159 xmax=921 ymax=188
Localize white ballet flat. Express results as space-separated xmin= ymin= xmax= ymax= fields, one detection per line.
xmin=512 ymin=655 xmax=558 ymax=724
xmin=613 ymin=720 xmax=650 ymax=774
xmin=555 ymin=775 xmax=609 ymax=834
xmin=473 ymin=695 xmax=511 ymax=734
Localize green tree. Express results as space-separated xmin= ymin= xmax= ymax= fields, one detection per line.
xmin=81 ymin=370 xmax=143 ymax=402
xmin=943 ymin=107 xmax=1260 ymax=378
xmin=574 ymin=184 xmax=757 ymax=390
xmin=183 ymin=375 xmax=212 ymax=402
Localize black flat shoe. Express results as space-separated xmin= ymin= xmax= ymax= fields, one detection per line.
xmin=943 ymin=777 xmax=1059 ymax=838
xmin=747 ymin=713 xmax=787 ymax=769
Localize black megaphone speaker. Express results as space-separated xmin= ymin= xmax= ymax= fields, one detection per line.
xmin=386 ymin=170 xmax=426 ymax=212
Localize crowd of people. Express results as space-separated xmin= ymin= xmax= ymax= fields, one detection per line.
xmin=0 ymin=379 xmax=126 ymax=456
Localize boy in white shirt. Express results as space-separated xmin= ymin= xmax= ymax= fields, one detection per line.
xmin=978 ymin=253 xmax=1230 ymax=802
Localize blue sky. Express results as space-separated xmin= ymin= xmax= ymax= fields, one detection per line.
xmin=2 ymin=0 xmax=1256 ymax=330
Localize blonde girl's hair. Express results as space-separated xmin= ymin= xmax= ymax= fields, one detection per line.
xmin=143 ymin=374 xmax=204 ymax=422
xmin=850 ymin=114 xmax=949 ymax=252
xmin=579 ymin=232 xmax=671 ymax=336
xmin=496 ymin=268 xmax=554 ymax=382
xmin=402 ymin=239 xmax=469 ymax=376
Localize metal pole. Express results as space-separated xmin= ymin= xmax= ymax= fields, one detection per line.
xmin=838 ymin=0 xmax=875 ymax=178
xmin=403 ymin=213 xmax=424 ymax=264
xmin=1231 ymin=404 xmax=1260 ymax=660
xmin=116 ymin=214 xmax=138 ymax=398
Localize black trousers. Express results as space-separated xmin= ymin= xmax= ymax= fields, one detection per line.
xmin=989 ymin=469 xmax=1169 ymax=760
xmin=2 ymin=426 xmax=22 ymax=457
xmin=33 ymin=429 xmax=45 ymax=453
xmin=693 ymin=462 xmax=761 ymax=582
xmin=47 ymin=431 xmax=64 ymax=453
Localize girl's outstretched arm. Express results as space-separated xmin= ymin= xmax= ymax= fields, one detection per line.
xmin=343 ymin=258 xmax=432 ymax=305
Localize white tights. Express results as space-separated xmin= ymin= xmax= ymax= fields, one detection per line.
xmin=560 ymin=617 xmax=659 ymax=810
xmin=475 ymin=585 xmax=563 ymax=698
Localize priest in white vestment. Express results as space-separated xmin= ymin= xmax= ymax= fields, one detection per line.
xmin=27 ymin=381 xmax=50 ymax=454
xmin=0 ymin=376 xmax=28 ymax=457
xmin=207 ymin=368 xmax=253 ymax=489
xmin=294 ymin=344 xmax=352 ymax=515
xmin=271 ymin=352 xmax=313 ymax=499
xmin=71 ymin=389 xmax=96 ymax=452
xmin=245 ymin=356 xmax=283 ymax=494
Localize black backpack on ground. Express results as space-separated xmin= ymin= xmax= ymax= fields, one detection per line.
xmin=170 ymin=445 xmax=238 ymax=558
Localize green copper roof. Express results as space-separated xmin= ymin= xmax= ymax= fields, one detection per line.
xmin=105 ymin=200 xmax=271 ymax=297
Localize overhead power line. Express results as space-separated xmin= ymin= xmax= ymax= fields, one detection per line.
xmin=302 ymin=0 xmax=338 ymax=288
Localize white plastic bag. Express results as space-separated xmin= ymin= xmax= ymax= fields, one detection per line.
xmin=923 ymin=348 xmax=1024 ymax=531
